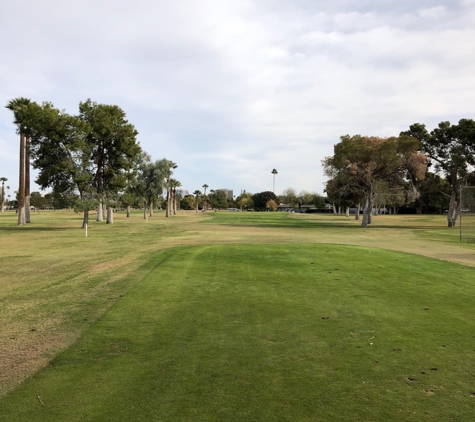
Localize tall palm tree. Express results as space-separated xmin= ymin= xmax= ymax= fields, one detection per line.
xmin=165 ymin=162 xmax=178 ymax=218
xmin=6 ymin=97 xmax=32 ymax=225
xmin=170 ymin=179 xmax=181 ymax=215
xmin=271 ymin=168 xmax=278 ymax=193
xmin=0 ymin=177 xmax=7 ymax=213
xmin=25 ymin=136 xmax=31 ymax=223
xmin=193 ymin=190 xmax=201 ymax=213
xmin=202 ymin=184 xmax=208 ymax=211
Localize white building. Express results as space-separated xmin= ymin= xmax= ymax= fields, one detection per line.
xmin=176 ymin=188 xmax=189 ymax=197
xmin=217 ymin=188 xmax=233 ymax=199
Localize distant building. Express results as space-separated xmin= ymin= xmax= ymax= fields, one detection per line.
xmin=217 ymin=188 xmax=233 ymax=199
xmin=176 ymin=188 xmax=189 ymax=198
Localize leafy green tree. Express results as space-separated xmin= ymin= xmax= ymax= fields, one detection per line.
xmin=411 ymin=171 xmax=450 ymax=214
xmin=208 ymin=189 xmax=228 ymax=210
xmin=279 ymin=188 xmax=298 ymax=208
xmin=252 ymin=191 xmax=278 ymax=211
xmin=236 ymin=191 xmax=254 ymax=212
xmin=135 ymin=155 xmax=174 ymax=219
xmin=180 ymin=195 xmax=196 ymax=210
xmin=79 ymin=99 xmax=141 ymax=223
xmin=30 ymin=192 xmax=48 ymax=209
xmin=28 ymin=102 xmax=96 ymax=227
xmin=323 ymin=135 xmax=427 ymax=227
xmin=401 ymin=119 xmax=475 ymax=227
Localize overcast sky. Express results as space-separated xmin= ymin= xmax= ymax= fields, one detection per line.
xmin=1 ymin=0 xmax=474 ymax=197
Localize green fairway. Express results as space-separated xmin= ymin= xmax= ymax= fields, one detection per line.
xmin=2 ymin=243 xmax=475 ymax=421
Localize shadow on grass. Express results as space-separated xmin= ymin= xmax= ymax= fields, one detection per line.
xmin=201 ymin=213 xmax=447 ymax=231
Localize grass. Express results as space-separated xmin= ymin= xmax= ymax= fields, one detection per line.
xmin=1 ymin=210 xmax=475 ymax=420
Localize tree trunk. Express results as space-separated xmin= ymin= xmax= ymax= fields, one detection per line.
xmin=165 ymin=191 xmax=169 ymax=217
xmin=18 ymin=133 xmax=26 ymax=226
xmin=96 ymin=203 xmax=103 ymax=221
xmin=332 ymin=203 xmax=337 ymax=215
xmin=103 ymin=203 xmax=107 ymax=218
xmin=196 ymin=198 xmax=199 ymax=213
xmin=150 ymin=199 xmax=153 ymax=217
xmin=25 ymin=137 xmax=31 ymax=223
xmin=173 ymin=189 xmax=177 ymax=215
xmin=106 ymin=205 xmax=113 ymax=224
xmin=361 ymin=195 xmax=373 ymax=228
xmin=126 ymin=205 xmax=131 ymax=218
xmin=447 ymin=189 xmax=460 ymax=227
xmin=355 ymin=203 xmax=360 ymax=220
xmin=143 ymin=201 xmax=147 ymax=219
xmin=345 ymin=207 xmax=349 ymax=217
xmin=82 ymin=210 xmax=89 ymax=229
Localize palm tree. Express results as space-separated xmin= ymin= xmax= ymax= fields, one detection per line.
xmin=193 ymin=190 xmax=201 ymax=213
xmin=6 ymin=97 xmax=32 ymax=225
xmin=271 ymin=168 xmax=278 ymax=193
xmin=170 ymin=179 xmax=181 ymax=215
xmin=165 ymin=162 xmax=178 ymax=218
xmin=1 ymin=177 xmax=6 ymax=213
xmin=202 ymin=184 xmax=208 ymax=211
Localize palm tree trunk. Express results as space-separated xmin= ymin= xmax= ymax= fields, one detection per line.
xmin=173 ymin=189 xmax=177 ymax=215
xmin=96 ymin=202 xmax=103 ymax=221
xmin=25 ymin=137 xmax=31 ymax=223
xmin=18 ymin=133 xmax=26 ymax=225
xmin=1 ymin=182 xmax=4 ymax=213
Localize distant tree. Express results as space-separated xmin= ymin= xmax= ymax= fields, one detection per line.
xmin=266 ymin=199 xmax=278 ymax=211
xmin=411 ymin=171 xmax=451 ymax=214
xmin=202 ymin=184 xmax=209 ymax=211
xmin=401 ymin=119 xmax=475 ymax=227
xmin=162 ymin=161 xmax=177 ymax=218
xmin=1 ymin=177 xmax=7 ymax=213
xmin=207 ymin=189 xmax=228 ymax=210
xmin=30 ymin=192 xmax=48 ymax=209
xmin=169 ymin=179 xmax=181 ymax=215
xmin=193 ymin=190 xmax=201 ymax=213
xmin=236 ymin=191 xmax=253 ymax=212
xmin=279 ymin=188 xmax=298 ymax=208
xmin=135 ymin=153 xmax=168 ymax=219
xmin=180 ymin=195 xmax=196 ymax=210
xmin=252 ymin=191 xmax=278 ymax=211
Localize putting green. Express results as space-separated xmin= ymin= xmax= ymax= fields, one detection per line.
xmin=2 ymin=244 xmax=475 ymax=421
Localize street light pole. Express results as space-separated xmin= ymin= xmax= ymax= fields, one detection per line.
xmin=271 ymin=168 xmax=278 ymax=193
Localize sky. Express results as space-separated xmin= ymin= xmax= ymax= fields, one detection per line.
xmin=1 ymin=0 xmax=474 ymax=198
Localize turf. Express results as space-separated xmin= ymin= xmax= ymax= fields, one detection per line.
xmin=1 ymin=243 xmax=475 ymax=421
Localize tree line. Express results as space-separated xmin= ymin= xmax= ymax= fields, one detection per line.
xmin=323 ymin=119 xmax=475 ymax=227
xmin=5 ymin=97 xmax=181 ymax=227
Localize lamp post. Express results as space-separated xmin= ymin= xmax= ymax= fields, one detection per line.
xmin=271 ymin=168 xmax=278 ymax=193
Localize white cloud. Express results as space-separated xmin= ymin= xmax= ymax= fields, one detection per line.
xmin=1 ymin=0 xmax=474 ymax=195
